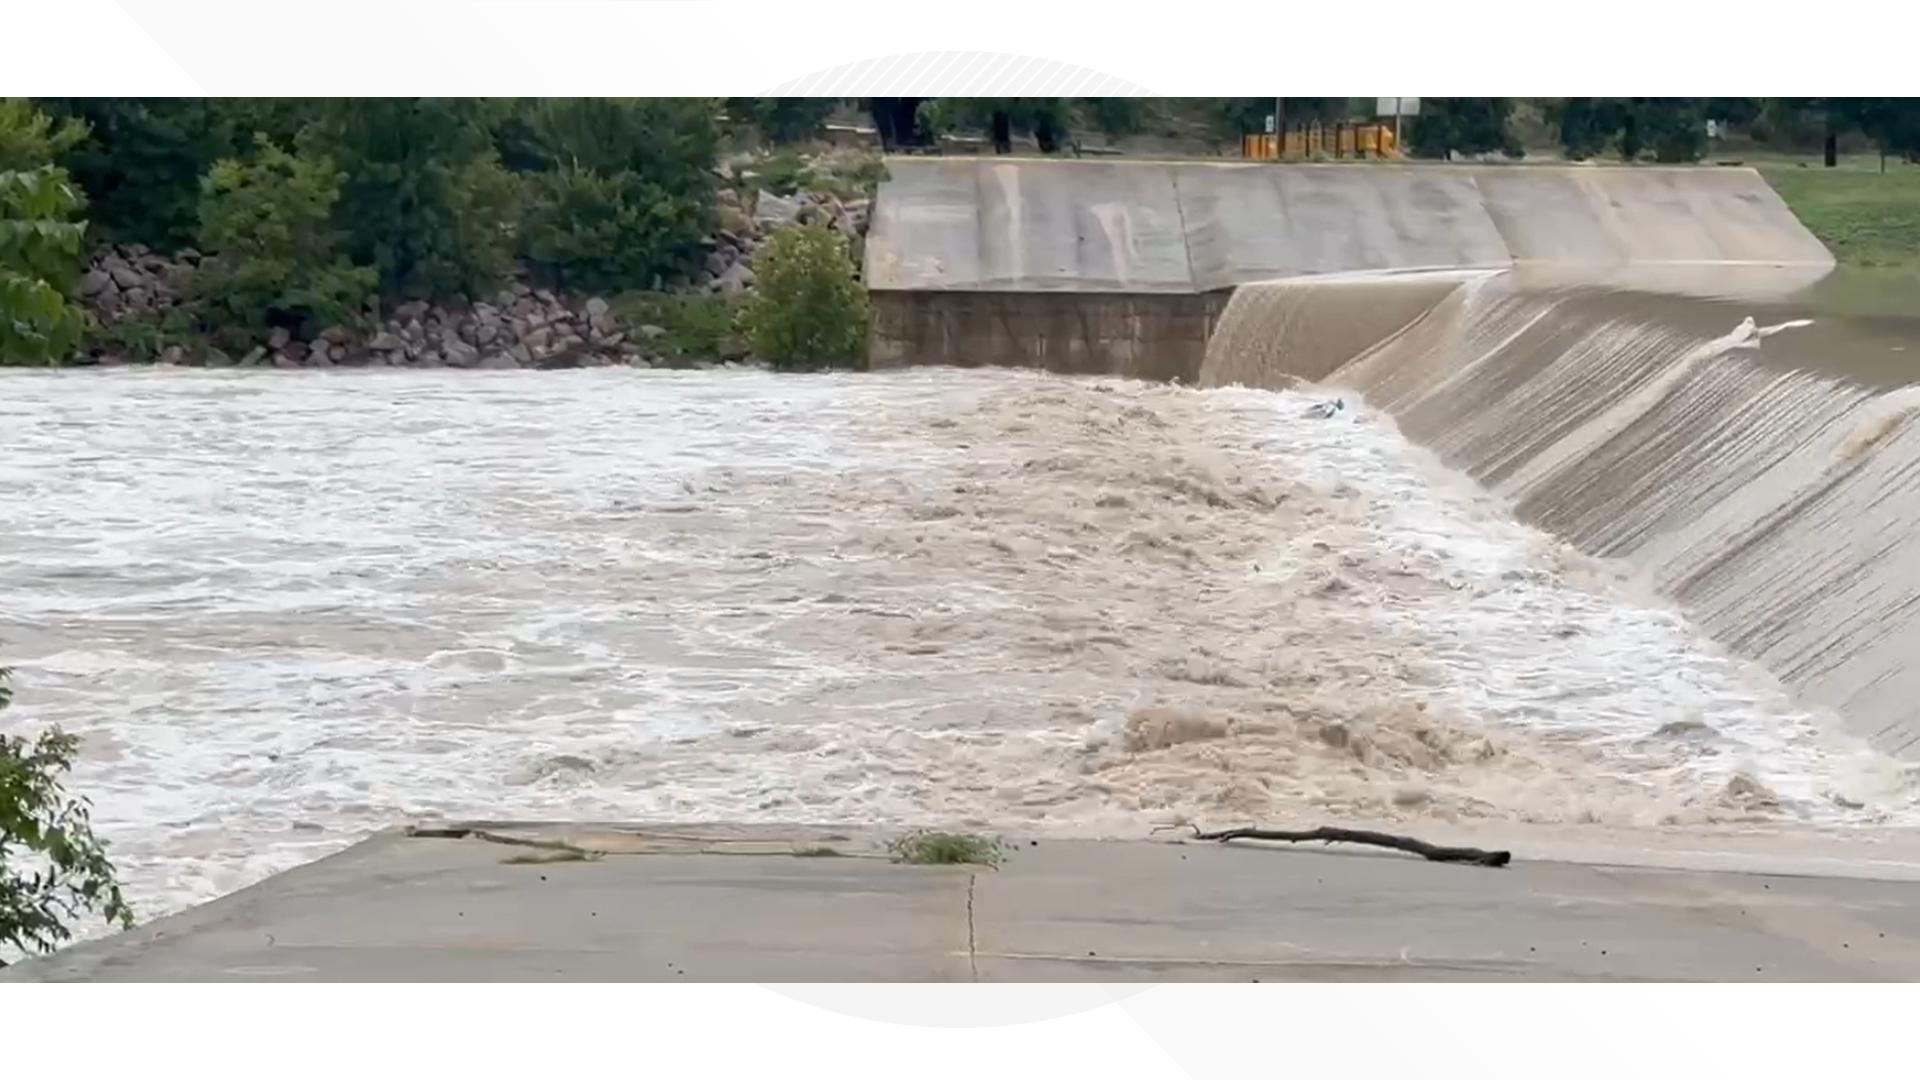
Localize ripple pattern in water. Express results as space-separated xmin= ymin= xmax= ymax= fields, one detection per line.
xmin=2 ymin=367 xmax=1912 ymax=925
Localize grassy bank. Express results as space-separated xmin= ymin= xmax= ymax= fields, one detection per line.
xmin=1761 ymin=161 xmax=1920 ymax=271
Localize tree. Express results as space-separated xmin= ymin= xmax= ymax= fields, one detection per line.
xmin=737 ymin=223 xmax=869 ymax=369
xmin=504 ymin=99 xmax=721 ymax=292
xmin=1409 ymin=98 xmax=1521 ymax=159
xmin=1207 ymin=97 xmax=1347 ymax=142
xmin=1082 ymin=98 xmax=1157 ymax=141
xmin=0 ymin=98 xmax=89 ymax=172
xmin=193 ymin=139 xmax=377 ymax=339
xmin=924 ymin=98 xmax=1073 ymax=154
xmin=1 ymin=667 xmax=135 ymax=964
xmin=41 ymin=98 xmax=240 ymax=250
xmin=298 ymin=99 xmax=518 ymax=301
xmin=1553 ymin=98 xmax=1706 ymax=163
xmin=1552 ymin=98 xmax=1622 ymax=161
xmin=868 ymin=98 xmax=929 ymax=151
xmin=1828 ymin=99 xmax=1920 ymax=170
xmin=1 ymin=100 xmax=89 ymax=366
xmin=726 ymin=98 xmax=837 ymax=144
xmin=500 ymin=98 xmax=719 ymax=194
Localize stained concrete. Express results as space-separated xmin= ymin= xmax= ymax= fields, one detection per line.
xmin=861 ymin=159 xmax=1831 ymax=376
xmin=868 ymin=290 xmax=1227 ymax=379
xmin=10 ymin=823 xmax=1920 ymax=982
xmin=864 ymin=159 xmax=1832 ymax=294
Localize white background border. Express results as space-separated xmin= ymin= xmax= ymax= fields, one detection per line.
xmin=7 ymin=2 xmax=1920 ymax=1074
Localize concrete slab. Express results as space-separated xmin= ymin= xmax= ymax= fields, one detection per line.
xmin=971 ymin=839 xmax=1920 ymax=982
xmin=9 ymin=823 xmax=1920 ymax=982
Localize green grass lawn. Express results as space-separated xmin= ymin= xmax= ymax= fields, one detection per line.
xmin=1761 ymin=160 xmax=1920 ymax=270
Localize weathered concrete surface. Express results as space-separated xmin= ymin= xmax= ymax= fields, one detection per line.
xmin=868 ymin=290 xmax=1227 ymax=380
xmin=10 ymin=823 xmax=1920 ymax=982
xmin=864 ymin=159 xmax=1832 ymax=294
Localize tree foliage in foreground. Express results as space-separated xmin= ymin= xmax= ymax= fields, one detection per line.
xmin=1 ymin=100 xmax=89 ymax=366
xmin=1 ymin=667 xmax=135 ymax=963
xmin=737 ymin=223 xmax=869 ymax=369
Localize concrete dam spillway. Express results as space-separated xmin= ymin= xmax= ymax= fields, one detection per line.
xmin=870 ymin=157 xmax=1920 ymax=758
xmin=1202 ymin=276 xmax=1920 ymax=758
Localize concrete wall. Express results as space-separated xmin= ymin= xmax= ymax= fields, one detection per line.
xmin=866 ymin=159 xmax=1832 ymax=294
xmin=869 ymin=290 xmax=1226 ymax=381
xmin=863 ymin=157 xmax=1832 ymax=381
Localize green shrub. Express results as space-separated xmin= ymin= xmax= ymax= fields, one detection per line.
xmin=888 ymin=831 xmax=1004 ymax=866
xmin=612 ymin=291 xmax=745 ymax=361
xmin=193 ymin=139 xmax=376 ymax=339
xmin=789 ymin=152 xmax=889 ymax=203
xmin=503 ymin=99 xmax=720 ymax=293
xmin=522 ymin=165 xmax=711 ymax=293
xmin=1 ymin=667 xmax=135 ymax=963
xmin=1 ymin=164 xmax=88 ymax=366
xmin=737 ymin=224 xmax=869 ymax=370
xmin=743 ymin=152 xmax=815 ymax=197
xmin=85 ymin=307 xmax=201 ymax=363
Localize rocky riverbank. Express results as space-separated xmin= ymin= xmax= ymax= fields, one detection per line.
xmin=74 ymin=163 xmax=875 ymax=371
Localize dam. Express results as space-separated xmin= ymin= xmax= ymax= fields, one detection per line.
xmin=9 ymin=157 xmax=1920 ymax=979
xmin=868 ymin=158 xmax=1920 ymax=759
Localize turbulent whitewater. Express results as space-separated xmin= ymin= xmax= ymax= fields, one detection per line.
xmin=3 ymin=366 xmax=1915 ymax=921
xmin=1204 ymin=273 xmax=1920 ymax=758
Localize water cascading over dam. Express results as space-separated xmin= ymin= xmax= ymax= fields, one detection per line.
xmin=1201 ymin=273 xmax=1920 ymax=756
xmin=868 ymin=156 xmax=1920 ymax=758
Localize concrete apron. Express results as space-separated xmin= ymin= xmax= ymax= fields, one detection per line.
xmin=9 ymin=821 xmax=1920 ymax=982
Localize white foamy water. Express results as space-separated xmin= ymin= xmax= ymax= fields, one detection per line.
xmin=2 ymin=367 xmax=1911 ymax=927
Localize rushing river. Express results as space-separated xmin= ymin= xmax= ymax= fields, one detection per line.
xmin=3 ymin=366 xmax=1915 ymax=924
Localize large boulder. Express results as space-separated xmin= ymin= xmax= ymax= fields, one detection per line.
xmin=443 ymin=340 xmax=481 ymax=368
xmin=716 ymin=261 xmax=756 ymax=294
xmin=753 ymin=191 xmax=801 ymax=229
xmin=719 ymin=204 xmax=755 ymax=237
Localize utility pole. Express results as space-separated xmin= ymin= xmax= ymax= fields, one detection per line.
xmin=1273 ymin=96 xmax=1282 ymax=160
xmin=1393 ymin=98 xmax=1403 ymax=152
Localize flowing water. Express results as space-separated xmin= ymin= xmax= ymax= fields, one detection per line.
xmin=4 ymin=363 xmax=1918 ymax=928
xmin=1203 ymin=271 xmax=1920 ymax=758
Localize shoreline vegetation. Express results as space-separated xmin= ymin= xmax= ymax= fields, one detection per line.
xmin=5 ymin=97 xmax=1918 ymax=376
